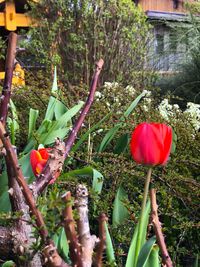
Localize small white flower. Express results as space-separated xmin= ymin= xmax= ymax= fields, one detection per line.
xmin=95 ymin=91 xmax=102 ymax=98
xmin=184 ymin=102 xmax=200 ymax=130
xmin=97 ymin=129 xmax=103 ymax=133
xmin=143 ymin=90 xmax=151 ymax=97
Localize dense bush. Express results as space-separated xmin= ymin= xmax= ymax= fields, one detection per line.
xmin=24 ymin=0 xmax=152 ymax=86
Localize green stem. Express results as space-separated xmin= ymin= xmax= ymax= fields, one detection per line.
xmin=135 ymin=167 xmax=152 ymax=265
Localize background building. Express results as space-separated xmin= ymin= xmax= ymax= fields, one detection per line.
xmin=135 ymin=0 xmax=195 ymax=73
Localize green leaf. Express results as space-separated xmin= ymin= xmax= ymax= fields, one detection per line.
xmin=92 ymin=169 xmax=104 ymax=194
xmin=193 ymin=253 xmax=199 ymax=267
xmin=64 ymin=166 xmax=93 ymax=178
xmin=7 ymin=99 xmax=19 ymax=145
xmin=124 ymin=91 xmax=145 ymax=118
xmin=52 ymin=232 xmax=59 ymax=248
xmin=57 ymin=227 xmax=69 ymax=263
xmin=28 ymin=108 xmax=39 ymax=140
xmin=114 ymin=133 xmax=129 ymax=154
xmin=19 ymin=152 xmax=34 ymax=179
xmin=105 ymin=222 xmax=116 ymax=264
xmin=136 ymin=236 xmax=157 ymax=267
xmin=54 ymin=100 xmax=68 ymax=120
xmin=52 ymin=66 xmax=58 ymax=93
xmin=44 ymin=96 xmax=58 ymax=121
xmin=112 ymin=186 xmax=129 ymax=226
xmin=24 ymin=101 xmax=83 ymax=152
xmin=144 ymin=245 xmax=160 ymax=267
xmin=63 ymin=167 xmax=104 ymax=194
xmin=171 ymin=129 xmax=177 ymax=154
xmin=46 ymin=101 xmax=83 ymax=132
xmin=125 ymin=200 xmax=150 ymax=267
xmin=0 ymin=191 xmax=11 ymax=212
xmin=39 ymin=127 xmax=70 ymax=145
xmin=98 ymin=92 xmax=145 ymax=152
xmin=0 ymin=171 xmax=8 ymax=196
xmin=2 ymin=261 xmax=16 ymax=267
xmin=98 ymin=124 xmax=121 ymax=152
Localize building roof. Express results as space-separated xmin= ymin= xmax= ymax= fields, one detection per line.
xmin=146 ymin=10 xmax=189 ymax=22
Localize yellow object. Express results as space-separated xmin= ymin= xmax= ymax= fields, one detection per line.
xmin=0 ymin=0 xmax=33 ymax=31
xmin=0 ymin=63 xmax=25 ymax=86
xmin=0 ymin=0 xmax=39 ymax=83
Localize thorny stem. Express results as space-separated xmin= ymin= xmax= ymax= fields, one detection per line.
xmin=64 ymin=59 xmax=104 ymax=156
xmin=62 ymin=191 xmax=83 ymax=267
xmin=94 ymin=214 xmax=107 ymax=267
xmin=135 ymin=167 xmax=152 ymax=262
xmin=150 ymin=188 xmax=173 ymax=267
xmin=35 ymin=59 xmax=104 ymax=196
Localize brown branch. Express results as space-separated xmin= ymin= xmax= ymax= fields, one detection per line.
xmin=62 ymin=191 xmax=83 ymax=267
xmin=0 ymin=122 xmax=49 ymax=243
xmin=94 ymin=214 xmax=107 ymax=267
xmin=75 ymin=184 xmax=98 ymax=267
xmin=150 ymin=188 xmax=173 ymax=267
xmin=0 ymin=32 xmax=17 ymax=126
xmin=35 ymin=59 xmax=104 ymax=196
xmin=64 ymin=59 xmax=104 ymax=156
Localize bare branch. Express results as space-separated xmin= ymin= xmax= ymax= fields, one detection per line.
xmin=75 ymin=184 xmax=98 ymax=267
xmin=150 ymin=188 xmax=173 ymax=267
xmin=62 ymin=191 xmax=83 ymax=267
xmin=35 ymin=59 xmax=104 ymax=196
xmin=94 ymin=214 xmax=107 ymax=267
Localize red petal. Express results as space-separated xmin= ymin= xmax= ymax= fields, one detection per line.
xmin=35 ymin=159 xmax=47 ymax=175
xmin=30 ymin=150 xmax=43 ymax=176
xmin=130 ymin=122 xmax=172 ymax=166
xmin=38 ymin=148 xmax=50 ymax=160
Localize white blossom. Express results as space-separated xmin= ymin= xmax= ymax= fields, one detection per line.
xmin=95 ymin=91 xmax=102 ymax=98
xmin=143 ymin=90 xmax=151 ymax=97
xmin=184 ymin=102 xmax=200 ymax=130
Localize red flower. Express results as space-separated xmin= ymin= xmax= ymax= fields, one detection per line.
xmin=30 ymin=148 xmax=50 ymax=176
xmin=130 ymin=122 xmax=172 ymax=166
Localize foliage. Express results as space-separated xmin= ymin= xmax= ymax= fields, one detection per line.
xmin=25 ymin=0 xmax=151 ymax=86
xmin=1 ymin=67 xmax=199 ymax=265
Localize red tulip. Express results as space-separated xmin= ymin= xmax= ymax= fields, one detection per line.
xmin=30 ymin=148 xmax=50 ymax=176
xmin=130 ymin=122 xmax=172 ymax=166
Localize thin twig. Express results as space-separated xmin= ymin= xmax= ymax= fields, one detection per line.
xmin=62 ymin=191 xmax=83 ymax=267
xmin=35 ymin=59 xmax=104 ymax=196
xmin=150 ymin=188 xmax=173 ymax=267
xmin=64 ymin=60 xmax=104 ymax=156
xmin=94 ymin=213 xmax=107 ymax=267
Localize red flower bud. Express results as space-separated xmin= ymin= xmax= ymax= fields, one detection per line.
xmin=130 ymin=122 xmax=172 ymax=166
xmin=30 ymin=148 xmax=50 ymax=176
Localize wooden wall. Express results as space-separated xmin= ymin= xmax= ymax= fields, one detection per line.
xmin=138 ymin=0 xmax=194 ymax=13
